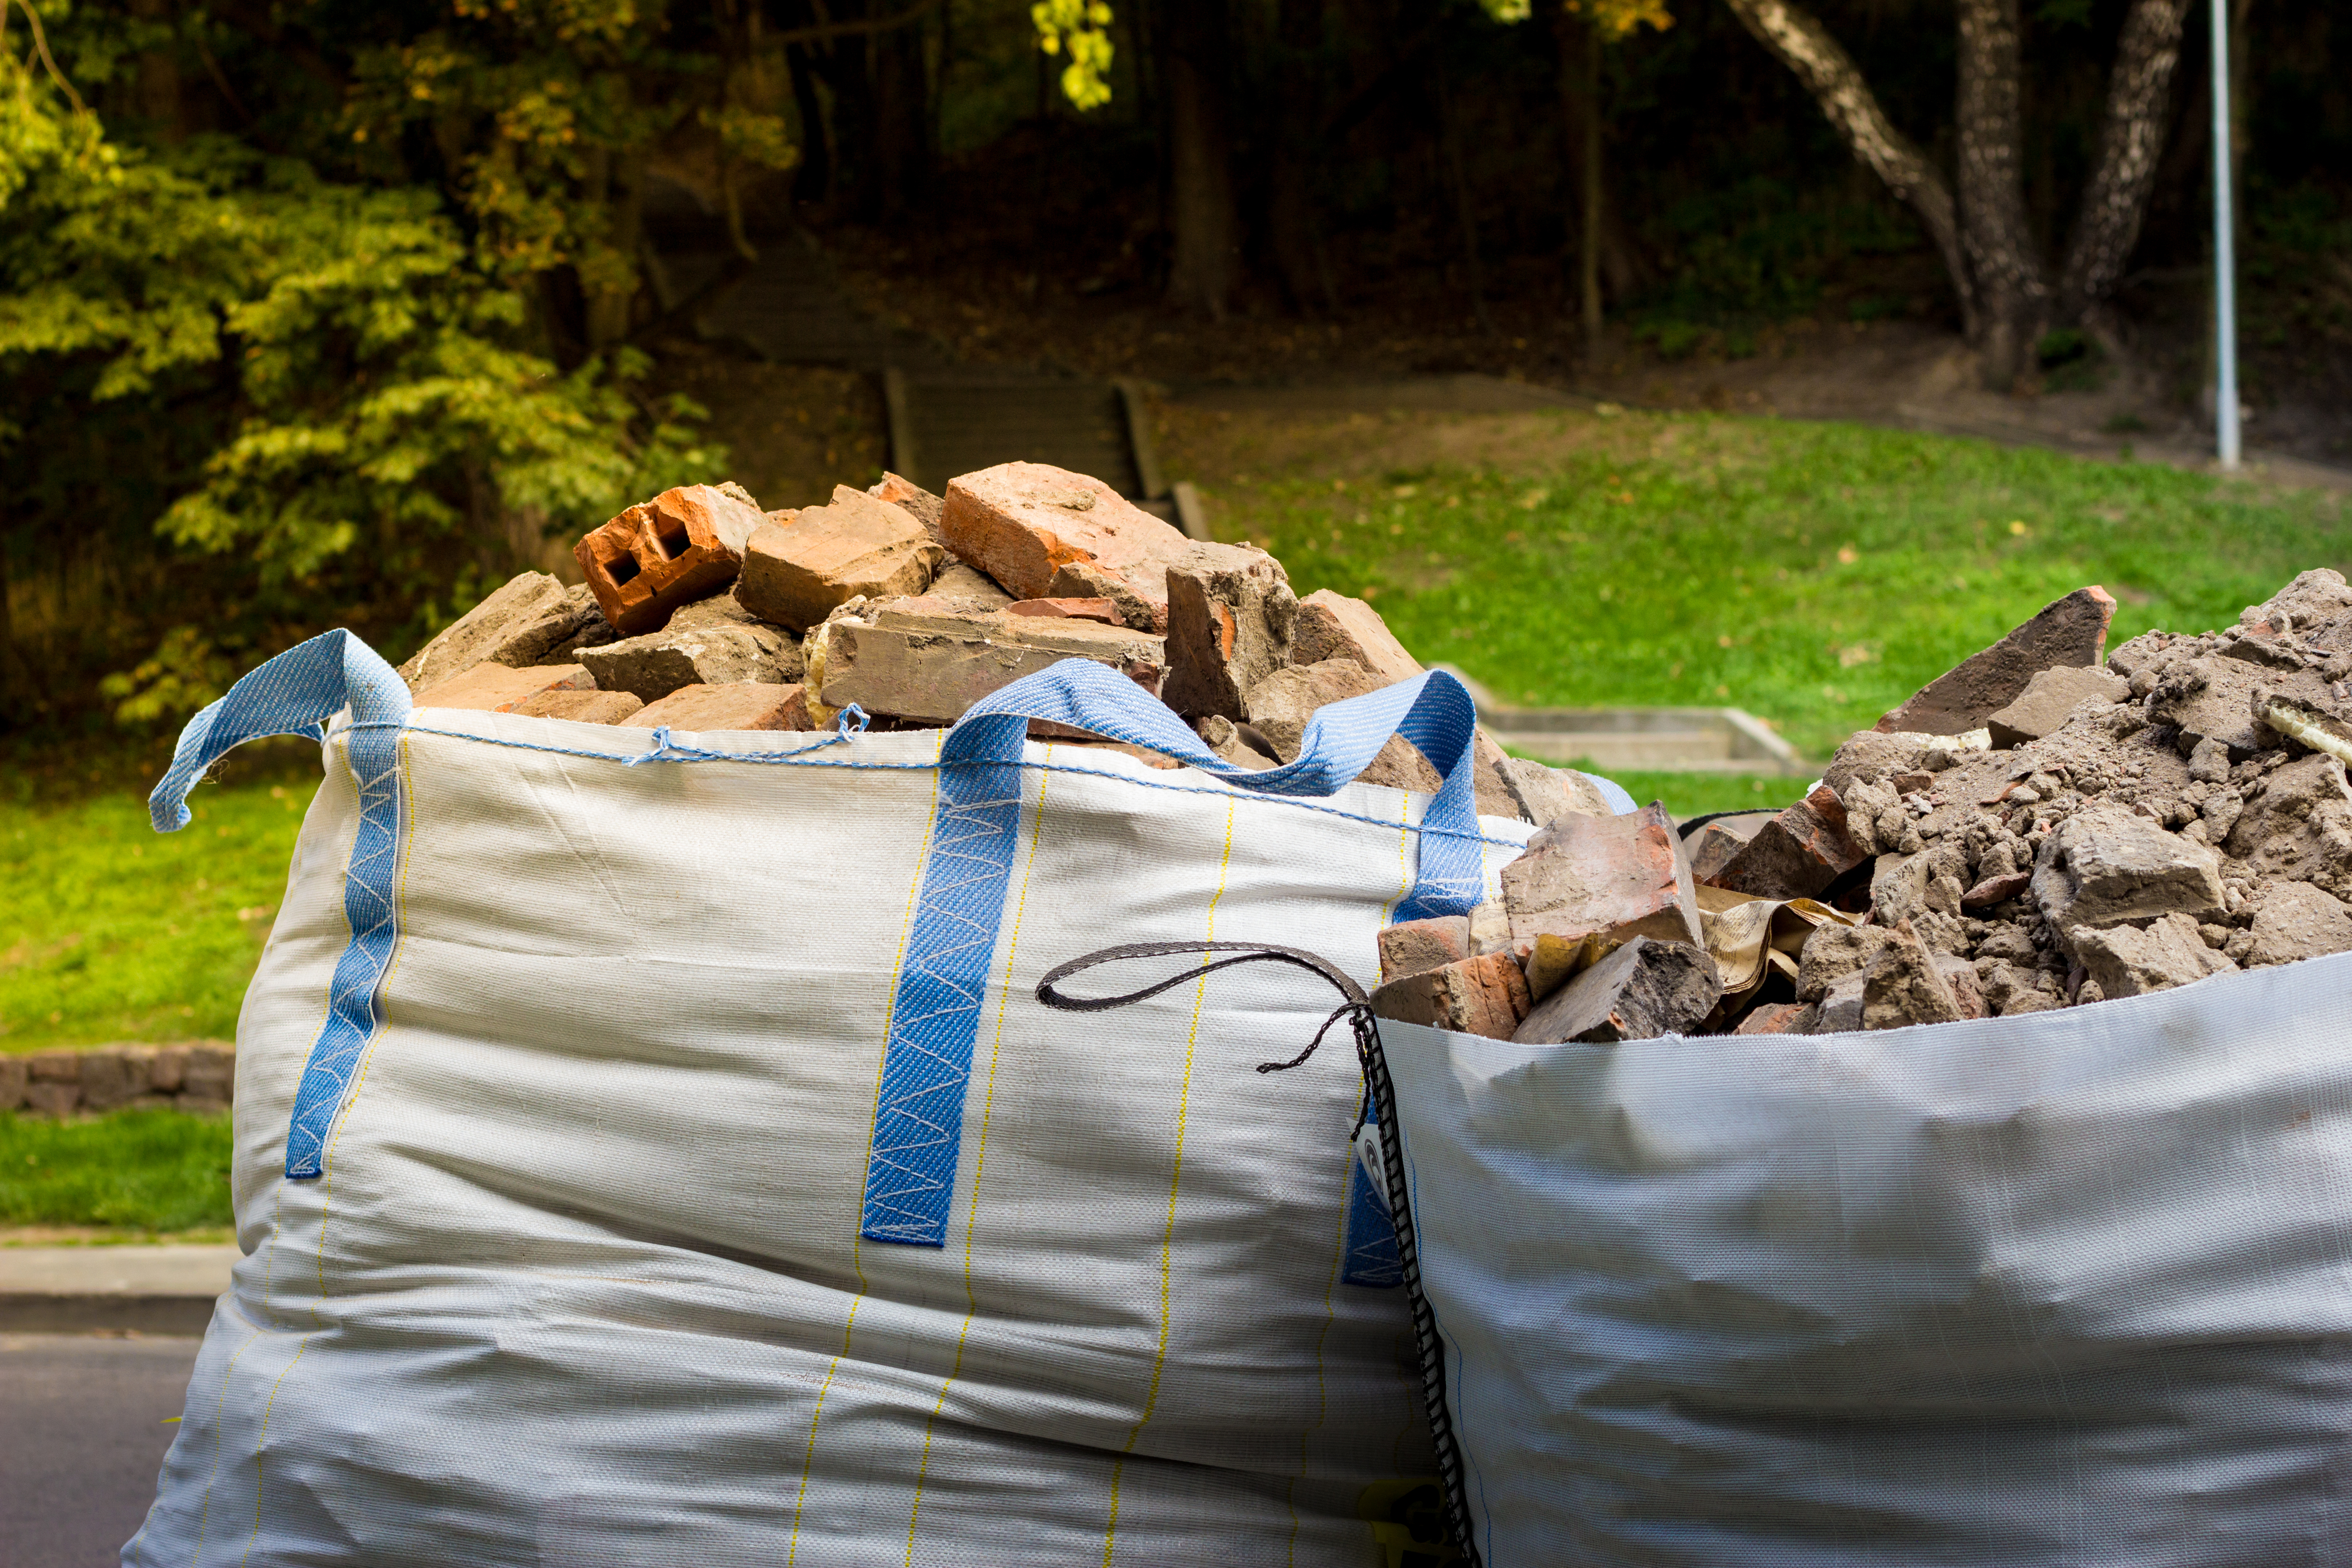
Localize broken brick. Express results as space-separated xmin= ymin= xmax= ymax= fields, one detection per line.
xmin=939 ymin=460 xmax=1269 ymax=632
xmin=577 ymin=591 xmax=802 ymax=702
xmin=737 ymin=485 xmax=943 ymax=632
xmin=1161 ymin=554 xmax=1298 ymax=720
xmin=1005 ymin=598 xmax=1123 ymax=624
xmin=575 ymin=484 xmax=769 ymax=636
xmin=1512 ymin=936 xmax=1721 ymax=1044
xmin=509 ymin=689 xmax=645 ymax=724
xmin=623 ymin=682 xmax=818 ymax=733
xmin=1290 ymin=588 xmax=1423 ymax=684
xmin=1704 ymin=784 xmax=1869 ymax=900
xmin=1500 ymin=802 xmax=1704 ymax=954
xmin=1985 ymin=663 xmax=2130 ymax=748
xmin=1244 ymin=660 xmax=1437 ymax=794
xmin=1875 ymin=586 xmax=2116 ymax=735
xmin=414 ymin=662 xmax=594 ymax=712
xmin=1495 ymin=756 xmax=1613 ymax=828
xmin=1371 ymin=953 xmax=1532 ymax=1040
xmin=1733 ymin=1001 xmax=1815 ymax=1036
xmin=397 ymin=571 xmax=582 ymax=692
xmin=1686 ymin=814 xmax=1769 ymax=882
xmin=1377 ymin=916 xmax=1475 ymax=984
xmin=1960 ymin=870 xmax=2032 ymax=910
xmin=868 ymin=471 xmax=945 ymax=540
xmin=931 ymin=561 xmax=1013 ymax=608
xmin=808 ymin=594 xmax=1165 ymax=726
xmin=1195 ymin=715 xmax=1280 ymax=770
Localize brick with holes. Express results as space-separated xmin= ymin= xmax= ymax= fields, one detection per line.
xmin=575 ymin=484 xmax=770 ymax=637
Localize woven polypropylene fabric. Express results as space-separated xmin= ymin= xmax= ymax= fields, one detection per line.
xmin=1383 ymin=956 xmax=2352 ymax=1567
xmin=126 ymin=674 xmax=1539 ymax=1566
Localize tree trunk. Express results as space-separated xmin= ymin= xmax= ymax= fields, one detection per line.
xmin=787 ymin=36 xmax=832 ymax=206
xmin=1163 ymin=0 xmax=1241 ymax=318
xmin=1267 ymin=0 xmax=1328 ymax=315
xmin=127 ymin=0 xmax=187 ymax=142
xmin=2055 ymin=0 xmax=2191 ymax=333
xmin=872 ymin=7 xmax=930 ymax=220
xmin=1720 ymin=0 xmax=1977 ymax=338
xmin=1436 ymin=58 xmax=1492 ymax=334
xmin=1955 ymin=0 xmax=2052 ymax=387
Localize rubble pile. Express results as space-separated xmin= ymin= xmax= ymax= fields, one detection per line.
xmin=1372 ymin=569 xmax=2352 ymax=1042
xmin=396 ymin=462 xmax=1605 ymax=827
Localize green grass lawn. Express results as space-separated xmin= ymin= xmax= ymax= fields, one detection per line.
xmin=0 ymin=772 xmax=318 ymax=1054
xmin=1 ymin=1107 xmax=234 ymax=1233
xmin=1169 ymin=409 xmax=2352 ymax=762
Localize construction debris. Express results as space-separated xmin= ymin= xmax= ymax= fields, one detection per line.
xmin=575 ymin=484 xmax=769 ymax=636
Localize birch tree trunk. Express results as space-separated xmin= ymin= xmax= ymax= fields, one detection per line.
xmin=2057 ymin=0 xmax=2192 ymax=330
xmin=1955 ymin=0 xmax=2052 ymax=387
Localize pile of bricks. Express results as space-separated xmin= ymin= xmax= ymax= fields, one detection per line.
xmin=398 ymin=463 xmax=1610 ymax=824
xmin=1372 ymin=570 xmax=2352 ymax=1042
xmin=2 ymin=1043 xmax=235 ymax=1118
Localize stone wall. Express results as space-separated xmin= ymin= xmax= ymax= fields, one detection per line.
xmin=0 ymin=1043 xmax=236 ymax=1117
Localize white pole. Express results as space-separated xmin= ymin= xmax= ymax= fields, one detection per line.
xmin=2211 ymin=0 xmax=2240 ymax=470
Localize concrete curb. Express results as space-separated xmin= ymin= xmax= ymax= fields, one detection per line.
xmin=0 ymin=1245 xmax=237 ymax=1336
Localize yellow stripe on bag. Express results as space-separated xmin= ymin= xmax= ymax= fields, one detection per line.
xmin=1101 ymin=794 xmax=1237 ymax=1567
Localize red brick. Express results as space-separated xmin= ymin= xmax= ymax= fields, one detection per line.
xmin=1371 ymin=953 xmax=1531 ymax=1039
xmin=1290 ymin=589 xmax=1422 ymax=684
xmin=1501 ymin=802 xmax=1703 ymax=954
xmin=509 ymin=689 xmax=645 ymax=724
xmin=1377 ymin=916 xmax=1474 ymax=984
xmin=868 ymin=471 xmax=945 ymax=539
xmin=414 ymin=662 xmax=594 ymax=713
xmin=1732 ymin=1000 xmax=1815 ymax=1035
xmin=574 ymin=484 xmax=769 ymax=636
xmin=737 ymin=486 xmax=942 ymax=632
xmin=939 ymin=461 xmax=1266 ymax=632
xmin=1704 ymin=784 xmax=1870 ymax=900
xmin=623 ymin=683 xmax=819 ymax=733
xmin=1162 ymin=554 xmax=1297 ymax=720
xmin=1004 ymin=597 xmax=1123 ymax=624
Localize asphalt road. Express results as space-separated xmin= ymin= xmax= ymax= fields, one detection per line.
xmin=1 ymin=1333 xmax=196 ymax=1568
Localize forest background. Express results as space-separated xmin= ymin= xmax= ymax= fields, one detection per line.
xmin=0 ymin=0 xmax=2345 ymax=758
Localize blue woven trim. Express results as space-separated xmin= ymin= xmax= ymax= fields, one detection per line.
xmin=1342 ymin=1114 xmax=1403 ymax=1288
xmin=148 ymin=630 xmax=415 ymax=1182
xmin=856 ymin=745 xmax=1023 ymax=1246
xmin=284 ymin=723 xmax=404 ymax=1180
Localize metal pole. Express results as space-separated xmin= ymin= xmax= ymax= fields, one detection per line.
xmin=2211 ymin=0 xmax=2240 ymax=470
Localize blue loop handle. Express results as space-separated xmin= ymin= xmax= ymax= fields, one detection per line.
xmin=942 ymin=658 xmax=1487 ymax=921
xmin=150 ymin=628 xmax=412 ymax=833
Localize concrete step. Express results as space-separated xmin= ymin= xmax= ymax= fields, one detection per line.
xmin=0 ymin=1245 xmax=235 ymax=1335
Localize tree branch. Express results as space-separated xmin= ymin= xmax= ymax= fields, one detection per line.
xmin=2057 ymin=0 xmax=2191 ymax=318
xmin=1719 ymin=0 xmax=1977 ymax=334
xmin=770 ymin=0 xmax=942 ymax=51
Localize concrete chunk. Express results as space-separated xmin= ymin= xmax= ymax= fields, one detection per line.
xmin=1497 ymin=757 xmax=1613 ymax=828
xmin=623 ymin=683 xmax=818 ymax=733
xmin=1194 ymin=715 xmax=1280 ymax=770
xmin=1290 ymin=589 xmax=1422 ymax=683
xmin=1985 ymin=663 xmax=2130 ymax=747
xmin=414 ymin=662 xmax=594 ymax=712
xmin=1795 ymin=922 xmax=1894 ymax=1002
xmin=1862 ymin=930 xmax=1967 ymax=1029
xmin=2031 ymin=802 xmax=2225 ymax=931
xmin=809 ymin=595 xmax=1166 ymax=725
xmin=1377 ymin=916 xmax=1474 ymax=984
xmin=1875 ymin=587 xmax=2116 ymax=735
xmin=1162 ymin=556 xmax=1298 ymax=720
xmin=2073 ymin=912 xmax=2238 ymax=997
xmin=2246 ymin=881 xmax=2352 ymax=967
xmin=1512 ymin=936 xmax=1721 ymax=1044
xmin=738 ymin=486 xmax=942 ymax=632
xmin=1686 ymin=814 xmax=1769 ymax=882
xmin=575 ymin=484 xmax=768 ymax=636
xmin=1371 ymin=953 xmax=1532 ymax=1040
xmin=1734 ymin=1001 xmax=1815 ymax=1036
xmin=577 ymin=591 xmax=802 ymax=702
xmin=1705 ymin=784 xmax=1869 ymax=900
xmin=1501 ymin=803 xmax=1703 ymax=953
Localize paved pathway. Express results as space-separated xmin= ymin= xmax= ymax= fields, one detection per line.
xmin=1 ymin=1333 xmax=201 ymax=1567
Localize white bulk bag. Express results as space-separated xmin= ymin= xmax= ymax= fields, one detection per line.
xmin=124 ymin=628 xmax=1627 ymax=1568
xmin=1377 ymin=955 xmax=2352 ymax=1567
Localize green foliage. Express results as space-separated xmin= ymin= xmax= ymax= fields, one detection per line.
xmin=1198 ymin=414 xmax=2352 ymax=760
xmin=1032 ymin=0 xmax=1114 ymax=110
xmin=0 ymin=0 xmax=730 ymax=731
xmin=0 ymin=771 xmax=318 ymax=1053
xmin=0 ymin=1107 xmax=233 ymax=1232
